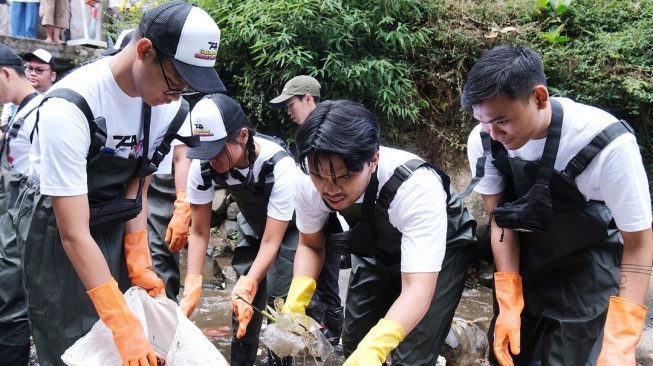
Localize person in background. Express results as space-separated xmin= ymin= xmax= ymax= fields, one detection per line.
xmin=1 ymin=48 xmax=56 ymax=128
xmin=463 ymin=44 xmax=652 ymax=366
xmin=10 ymin=0 xmax=40 ymax=39
xmin=181 ymin=94 xmax=298 ymax=365
xmin=0 ymin=42 xmax=43 ymax=366
xmin=283 ymin=99 xmax=477 ymax=365
xmin=40 ymin=0 xmax=68 ymax=43
xmin=15 ymin=2 xmax=225 ymax=365
xmin=269 ymin=74 xmax=344 ymax=347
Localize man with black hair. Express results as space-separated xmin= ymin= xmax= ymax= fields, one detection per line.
xmin=0 ymin=42 xmax=42 ymax=366
xmin=281 ymin=99 xmax=477 ymax=365
xmin=15 ymin=2 xmax=225 ymax=365
xmin=463 ymin=44 xmax=652 ymax=366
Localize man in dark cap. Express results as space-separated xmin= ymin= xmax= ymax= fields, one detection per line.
xmin=15 ymin=2 xmax=225 ymax=365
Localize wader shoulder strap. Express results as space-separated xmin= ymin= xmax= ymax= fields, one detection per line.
xmin=149 ymin=98 xmax=200 ymax=168
xmin=377 ymin=158 xmax=452 ymax=212
xmin=30 ymin=88 xmax=108 ymax=160
xmin=460 ymin=98 xmax=564 ymax=197
xmin=560 ymin=119 xmax=635 ymax=183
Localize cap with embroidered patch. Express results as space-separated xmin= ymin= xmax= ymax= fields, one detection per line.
xmin=101 ymin=29 xmax=135 ymax=56
xmin=0 ymin=43 xmax=23 ymax=67
xmin=187 ymin=94 xmax=248 ymax=160
xmin=269 ymin=75 xmax=320 ymax=107
xmin=139 ymin=1 xmax=225 ymax=93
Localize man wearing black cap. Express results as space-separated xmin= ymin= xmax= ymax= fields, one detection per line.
xmin=0 ymin=42 xmax=43 ymax=366
xmin=14 ymin=2 xmax=225 ymax=365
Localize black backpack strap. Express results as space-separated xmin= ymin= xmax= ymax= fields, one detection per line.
xmin=377 ymin=159 xmax=451 ymax=212
xmin=459 ymin=132 xmax=492 ymax=198
xmin=560 ymin=119 xmax=635 ymax=183
xmin=149 ymin=98 xmax=200 ymax=168
xmin=30 ymin=88 xmax=107 ymax=159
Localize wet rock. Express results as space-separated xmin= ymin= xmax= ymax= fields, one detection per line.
xmin=637 ymin=328 xmax=653 ymax=366
xmin=226 ymin=202 xmax=240 ymax=221
xmin=441 ymin=317 xmax=488 ymax=366
xmin=212 ymin=189 xmax=230 ymax=216
xmin=212 ymin=258 xmax=227 ymax=289
xmin=477 ymin=260 xmax=494 ymax=288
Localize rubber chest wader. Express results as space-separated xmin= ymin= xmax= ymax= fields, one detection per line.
xmin=15 ymin=98 xmax=156 ymax=366
xmin=199 ymin=148 xmax=296 ymax=366
xmin=326 ymin=161 xmax=477 ymax=365
xmin=481 ymin=100 xmax=628 ymax=366
xmin=0 ymin=92 xmax=39 ymax=364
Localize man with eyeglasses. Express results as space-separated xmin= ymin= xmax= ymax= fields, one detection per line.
xmin=0 ymin=48 xmax=56 ymax=128
xmin=0 ymin=42 xmax=43 ymax=366
xmin=15 ymin=2 xmax=225 ymax=365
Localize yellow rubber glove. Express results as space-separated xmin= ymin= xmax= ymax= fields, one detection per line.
xmin=597 ymin=296 xmax=647 ymax=366
xmin=87 ymin=278 xmax=158 ymax=366
xmin=281 ymin=276 xmax=316 ymax=315
xmin=343 ymin=318 xmax=405 ymax=366
xmin=179 ymin=274 xmax=203 ymax=318
xmin=231 ymin=276 xmax=258 ymax=339
xmin=165 ymin=190 xmax=191 ymax=253
xmin=124 ymin=231 xmax=164 ymax=297
xmin=493 ymin=272 xmax=524 ymax=366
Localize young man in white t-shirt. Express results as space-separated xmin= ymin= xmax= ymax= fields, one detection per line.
xmin=282 ymin=99 xmax=477 ymax=365
xmin=0 ymin=42 xmax=42 ymax=366
xmin=463 ymin=45 xmax=652 ymax=366
xmin=16 ymin=2 xmax=226 ymax=365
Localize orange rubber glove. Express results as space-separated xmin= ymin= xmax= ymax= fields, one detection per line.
xmin=493 ymin=272 xmax=524 ymax=366
xmin=281 ymin=276 xmax=316 ymax=315
xmin=597 ymin=296 xmax=647 ymax=366
xmin=124 ymin=231 xmax=164 ymax=297
xmin=87 ymin=278 xmax=157 ymax=366
xmin=179 ymin=274 xmax=203 ymax=318
xmin=165 ymin=190 xmax=191 ymax=253
xmin=343 ymin=318 xmax=405 ymax=365
xmin=231 ymin=276 xmax=258 ymax=339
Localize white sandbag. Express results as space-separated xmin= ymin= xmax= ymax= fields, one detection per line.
xmin=61 ymin=287 xmax=228 ymax=366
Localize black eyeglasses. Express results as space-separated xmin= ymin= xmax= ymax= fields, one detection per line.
xmin=154 ymin=52 xmax=197 ymax=96
xmin=23 ymin=64 xmax=51 ymax=75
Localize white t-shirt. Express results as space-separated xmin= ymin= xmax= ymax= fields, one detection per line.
xmin=6 ymin=93 xmax=43 ymax=176
xmin=1 ymin=103 xmax=15 ymax=122
xmin=30 ymin=57 xmax=183 ymax=196
xmin=187 ymin=136 xmax=297 ymax=222
xmin=294 ymin=146 xmax=448 ymax=273
xmin=467 ymin=97 xmax=652 ymax=232
xmin=154 ymin=114 xmax=192 ymax=175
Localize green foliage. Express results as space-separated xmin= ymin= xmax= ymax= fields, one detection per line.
xmin=111 ymin=0 xmax=653 ymax=176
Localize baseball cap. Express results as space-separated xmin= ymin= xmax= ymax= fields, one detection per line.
xmin=0 ymin=43 xmax=24 ymax=67
xmin=23 ymin=48 xmax=56 ymax=68
xmin=187 ymin=94 xmax=248 ymax=160
xmin=269 ymin=75 xmax=321 ymax=107
xmin=101 ymin=29 xmax=135 ymax=56
xmin=138 ymin=1 xmax=225 ymax=94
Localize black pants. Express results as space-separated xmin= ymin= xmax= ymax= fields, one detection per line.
xmin=147 ymin=173 xmax=180 ymax=301
xmin=0 ymin=343 xmax=30 ymax=366
xmin=342 ymin=244 xmax=475 ymax=366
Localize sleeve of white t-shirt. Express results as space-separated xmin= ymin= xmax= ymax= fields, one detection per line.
xmin=1 ymin=102 xmax=13 ymax=122
xmin=295 ymin=173 xmax=331 ymax=234
xmin=590 ymin=135 xmax=652 ymax=232
xmin=38 ymin=98 xmax=91 ymax=196
xmin=266 ymin=156 xmax=297 ymax=222
xmin=467 ymin=124 xmax=507 ymax=195
xmin=186 ymin=158 xmax=215 ymax=205
xmin=388 ymin=168 xmax=448 ymax=273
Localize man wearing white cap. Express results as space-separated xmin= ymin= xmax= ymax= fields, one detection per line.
xmin=15 ymin=2 xmax=225 ymax=365
xmin=0 ymin=48 xmax=56 ymax=127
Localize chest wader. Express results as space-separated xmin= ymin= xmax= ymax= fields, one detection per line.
xmin=144 ymin=100 xmax=193 ymax=303
xmin=325 ymin=160 xmax=477 ymax=366
xmin=199 ymin=146 xmax=296 ymax=366
xmin=467 ymin=100 xmax=633 ymax=366
xmin=14 ymin=90 xmax=176 ymax=366
xmin=0 ymin=93 xmax=38 ymax=364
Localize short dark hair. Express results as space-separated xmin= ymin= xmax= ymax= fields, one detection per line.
xmin=297 ymin=94 xmax=321 ymax=104
xmin=461 ymin=45 xmax=547 ymax=113
xmin=296 ymin=100 xmax=379 ymax=180
xmin=4 ymin=64 xmax=25 ymax=77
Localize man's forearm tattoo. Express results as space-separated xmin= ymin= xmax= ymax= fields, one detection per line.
xmin=620 ymin=264 xmax=653 ymax=290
